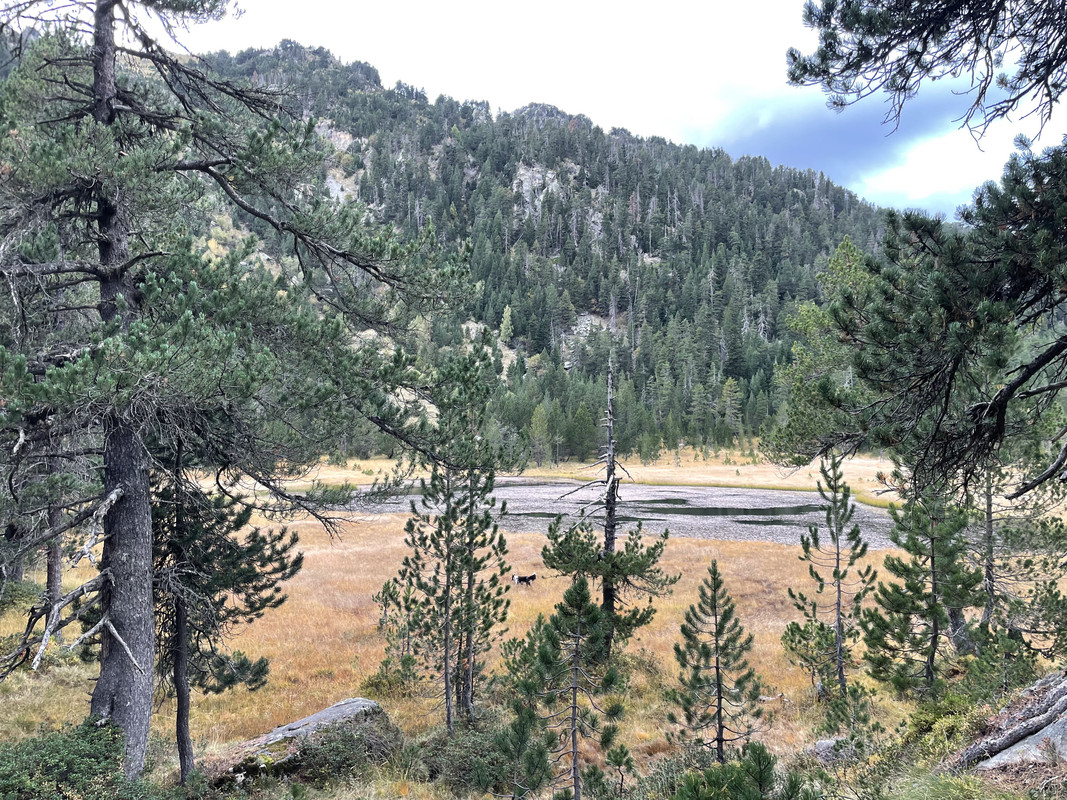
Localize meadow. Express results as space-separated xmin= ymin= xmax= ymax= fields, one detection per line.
xmin=0 ymin=449 xmax=896 ymax=784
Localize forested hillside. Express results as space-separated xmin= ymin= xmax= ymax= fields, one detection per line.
xmin=208 ymin=42 xmax=885 ymax=459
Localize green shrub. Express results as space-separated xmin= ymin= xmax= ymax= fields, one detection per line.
xmin=0 ymin=581 xmax=43 ymax=614
xmin=903 ymin=694 xmax=971 ymax=744
xmin=0 ymin=721 xmax=153 ymax=800
xmin=666 ymin=743 xmax=822 ymax=800
xmin=409 ymin=726 xmax=510 ymax=793
xmin=633 ymin=747 xmax=720 ymax=800
xmin=359 ymin=654 xmax=419 ymax=699
xmin=895 ymin=774 xmax=1017 ymax=800
xmin=294 ymin=716 xmax=403 ymax=786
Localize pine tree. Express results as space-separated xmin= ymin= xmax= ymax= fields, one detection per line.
xmin=786 ymin=453 xmax=876 ymax=699
xmin=862 ymin=495 xmax=982 ymax=694
xmin=152 ymin=455 xmax=301 ymax=783
xmin=542 ymin=362 xmax=677 ymax=658
xmin=0 ymin=8 xmax=439 ymax=774
xmin=391 ymin=336 xmax=510 ymax=733
xmin=535 ymin=576 xmax=624 ymax=800
xmin=497 ymin=618 xmax=554 ymax=800
xmin=528 ymin=404 xmax=551 ymax=468
xmin=667 ymin=560 xmax=764 ymax=762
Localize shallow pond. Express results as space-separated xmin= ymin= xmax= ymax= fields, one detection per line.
xmin=362 ymin=477 xmax=895 ymax=548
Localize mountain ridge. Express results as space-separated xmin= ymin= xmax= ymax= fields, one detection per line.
xmin=204 ymin=40 xmax=885 ymax=459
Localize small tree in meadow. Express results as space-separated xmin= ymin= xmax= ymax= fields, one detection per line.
xmin=862 ymin=494 xmax=982 ymax=695
xmin=786 ymin=453 xmax=876 ymax=700
xmin=667 ymin=560 xmax=764 ymax=763
xmin=536 ymin=576 xmax=626 ymax=800
xmin=386 ymin=336 xmax=511 ymax=734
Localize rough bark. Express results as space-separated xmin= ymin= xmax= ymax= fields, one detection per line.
xmin=601 ymin=367 xmax=618 ymax=659
xmin=83 ymin=2 xmax=156 ymax=777
xmin=89 ymin=415 xmax=155 ymax=778
xmin=948 ymin=606 xmax=976 ymax=655
xmin=47 ymin=456 xmax=63 ymax=614
xmin=7 ymin=549 xmax=24 ymax=583
xmin=46 ymin=514 xmax=62 ymax=624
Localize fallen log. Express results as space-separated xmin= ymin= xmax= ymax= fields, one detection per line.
xmin=952 ymin=672 xmax=1067 ymax=770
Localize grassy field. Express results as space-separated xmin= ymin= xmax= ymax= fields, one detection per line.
xmin=0 ymin=449 xmax=898 ymax=783
xmin=309 ymin=447 xmax=900 ymax=504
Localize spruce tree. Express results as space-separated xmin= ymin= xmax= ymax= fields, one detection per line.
xmin=667 ymin=560 xmax=764 ymax=763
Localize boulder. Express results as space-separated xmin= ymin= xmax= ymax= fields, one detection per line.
xmin=808 ymin=737 xmax=854 ymax=764
xmin=211 ymin=697 xmax=401 ymax=785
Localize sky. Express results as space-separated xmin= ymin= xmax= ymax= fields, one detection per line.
xmin=171 ymin=0 xmax=1067 ymax=218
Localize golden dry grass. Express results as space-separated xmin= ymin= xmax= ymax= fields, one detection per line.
xmin=0 ymin=451 xmax=898 ymax=776
xmin=295 ymin=448 xmax=899 ymax=507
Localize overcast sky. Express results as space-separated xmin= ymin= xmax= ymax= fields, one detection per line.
xmin=173 ymin=0 xmax=1066 ymax=218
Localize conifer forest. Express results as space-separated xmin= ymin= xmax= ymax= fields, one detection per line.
xmin=2 ymin=3 xmax=1067 ymax=800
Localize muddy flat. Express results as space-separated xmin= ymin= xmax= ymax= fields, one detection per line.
xmin=356 ymin=476 xmax=896 ymax=549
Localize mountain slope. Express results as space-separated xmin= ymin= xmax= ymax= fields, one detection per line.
xmin=207 ymin=42 xmax=885 ymax=457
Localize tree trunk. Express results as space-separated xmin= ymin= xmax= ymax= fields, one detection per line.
xmin=7 ymin=545 xmax=23 ymax=583
xmin=570 ymin=624 xmax=582 ymax=800
xmin=948 ymin=606 xmax=976 ymax=655
xmin=602 ymin=367 xmax=618 ymax=659
xmin=89 ymin=416 xmax=155 ymax=779
xmin=47 ymin=454 xmax=64 ymax=615
xmin=46 ymin=512 xmax=63 ymax=627
xmin=461 ymin=470 xmax=477 ymax=722
xmin=924 ymin=530 xmax=941 ymax=689
xmin=86 ymin=2 xmax=155 ymax=777
xmin=981 ymin=471 xmax=996 ymax=627
xmin=172 ymin=442 xmax=195 ymax=783
xmin=174 ymin=595 xmax=195 ymax=784
xmin=833 ymin=503 xmax=847 ymax=696
xmin=714 ymin=606 xmax=725 ymax=764
xmin=443 ymin=548 xmax=454 ymax=737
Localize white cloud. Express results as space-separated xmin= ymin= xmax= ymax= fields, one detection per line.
xmin=856 ymin=116 xmax=1067 ymax=215
xmin=167 ymin=0 xmax=1064 ymax=215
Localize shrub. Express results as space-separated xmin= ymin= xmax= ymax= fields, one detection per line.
xmin=294 ymin=716 xmax=403 ymax=786
xmin=0 ymin=721 xmax=153 ymax=800
xmin=409 ymin=726 xmax=510 ymax=793
xmin=0 ymin=581 xmax=43 ymax=615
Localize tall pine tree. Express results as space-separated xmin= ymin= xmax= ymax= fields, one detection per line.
xmin=0 ymin=5 xmax=439 ymax=775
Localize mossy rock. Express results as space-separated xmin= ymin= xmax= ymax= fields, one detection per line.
xmin=212 ymin=697 xmax=401 ymax=787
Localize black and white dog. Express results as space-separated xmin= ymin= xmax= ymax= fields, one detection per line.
xmin=512 ymin=572 xmax=537 ymax=587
